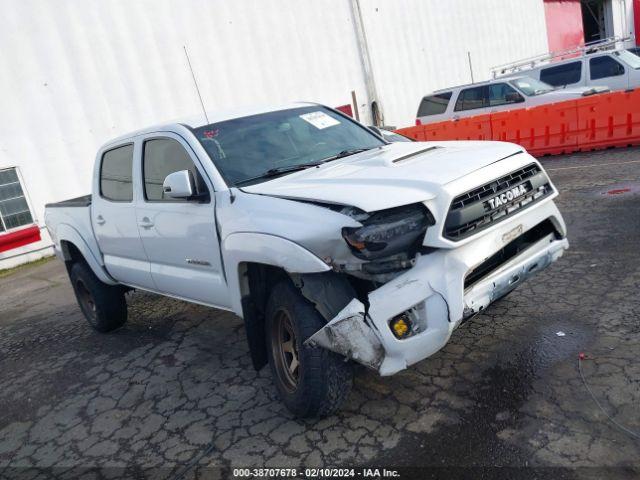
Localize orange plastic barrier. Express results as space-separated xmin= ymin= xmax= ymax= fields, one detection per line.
xmin=397 ymin=89 xmax=640 ymax=157
xmin=397 ymin=114 xmax=491 ymax=142
xmin=490 ymin=100 xmax=579 ymax=157
xmin=575 ymin=89 xmax=640 ymax=151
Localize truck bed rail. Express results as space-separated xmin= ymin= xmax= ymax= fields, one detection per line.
xmin=45 ymin=194 xmax=92 ymax=208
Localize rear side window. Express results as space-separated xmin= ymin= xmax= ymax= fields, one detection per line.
xmin=417 ymin=92 xmax=452 ymax=117
xmin=454 ymin=86 xmax=488 ymax=112
xmin=590 ymin=56 xmax=625 ymax=80
xmin=540 ymin=61 xmax=582 ymax=86
xmin=100 ymin=144 xmax=134 ymax=202
xmin=143 ymin=138 xmax=207 ymax=202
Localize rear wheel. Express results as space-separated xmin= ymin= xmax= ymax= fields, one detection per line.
xmin=69 ymin=261 xmax=127 ymax=332
xmin=266 ymin=280 xmax=353 ymax=418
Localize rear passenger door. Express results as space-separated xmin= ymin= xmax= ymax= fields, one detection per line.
xmin=92 ymin=143 xmax=155 ymax=289
xmin=135 ymin=133 xmax=229 ymax=308
xmin=453 ymin=85 xmax=489 ymax=119
xmin=539 ymin=60 xmax=584 ymax=87
xmin=588 ymin=54 xmax=628 ymax=90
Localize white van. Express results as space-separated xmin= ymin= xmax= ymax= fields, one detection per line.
xmin=504 ymin=49 xmax=640 ymax=92
xmin=416 ymin=76 xmax=607 ymax=126
xmin=491 ymin=38 xmax=640 ymax=92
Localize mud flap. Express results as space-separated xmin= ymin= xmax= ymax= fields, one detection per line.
xmin=304 ymin=299 xmax=384 ymax=371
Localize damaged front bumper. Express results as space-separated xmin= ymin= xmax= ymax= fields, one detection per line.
xmin=306 ymin=202 xmax=569 ymax=376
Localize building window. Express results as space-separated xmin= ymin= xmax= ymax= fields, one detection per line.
xmin=0 ymin=168 xmax=34 ymax=233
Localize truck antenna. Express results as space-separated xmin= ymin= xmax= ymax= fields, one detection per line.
xmin=183 ymin=45 xmax=210 ymax=125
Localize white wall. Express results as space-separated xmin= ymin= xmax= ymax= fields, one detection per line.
xmin=0 ymin=0 xmax=550 ymax=267
xmin=0 ymin=0 xmax=368 ymax=233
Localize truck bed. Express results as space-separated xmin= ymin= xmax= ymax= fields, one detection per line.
xmin=44 ymin=196 xmax=105 ymax=277
xmin=45 ymin=194 xmax=92 ymax=208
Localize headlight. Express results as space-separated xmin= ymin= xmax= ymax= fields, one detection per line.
xmin=342 ymin=203 xmax=433 ymax=260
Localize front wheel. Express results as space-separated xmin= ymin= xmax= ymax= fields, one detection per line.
xmin=266 ymin=280 xmax=353 ymax=418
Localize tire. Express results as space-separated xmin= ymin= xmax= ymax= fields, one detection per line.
xmin=69 ymin=261 xmax=128 ymax=333
xmin=265 ymin=280 xmax=353 ymax=418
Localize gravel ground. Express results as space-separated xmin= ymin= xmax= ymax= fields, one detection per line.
xmin=0 ymin=147 xmax=639 ymax=479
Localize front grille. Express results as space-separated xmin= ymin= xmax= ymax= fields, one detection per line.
xmin=444 ymin=164 xmax=553 ymax=240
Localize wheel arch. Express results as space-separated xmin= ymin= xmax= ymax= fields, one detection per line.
xmin=55 ymin=224 xmax=117 ymax=285
xmin=222 ymin=232 xmax=331 ymax=371
xmin=222 ymin=232 xmax=330 ymax=316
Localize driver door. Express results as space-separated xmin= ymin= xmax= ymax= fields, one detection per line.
xmin=135 ymin=133 xmax=230 ymax=308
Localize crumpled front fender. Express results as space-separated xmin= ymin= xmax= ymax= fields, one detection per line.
xmin=305 ymin=299 xmax=385 ymax=370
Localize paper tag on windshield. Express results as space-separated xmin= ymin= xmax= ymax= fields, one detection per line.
xmin=299 ymin=111 xmax=341 ymax=129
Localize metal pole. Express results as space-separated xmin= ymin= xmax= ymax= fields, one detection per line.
xmin=350 ymin=0 xmax=382 ymax=125
xmin=351 ymin=90 xmax=360 ymax=121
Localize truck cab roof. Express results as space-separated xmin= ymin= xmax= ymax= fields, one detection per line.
xmin=103 ymin=102 xmax=318 ymax=148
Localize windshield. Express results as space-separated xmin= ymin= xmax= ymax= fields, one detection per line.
xmin=616 ymin=49 xmax=640 ymax=69
xmin=192 ymin=106 xmax=385 ymax=186
xmin=509 ymin=77 xmax=555 ymax=96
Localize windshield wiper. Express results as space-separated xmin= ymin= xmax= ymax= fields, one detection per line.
xmin=235 ymin=148 xmax=375 ymax=186
xmin=234 ymin=162 xmax=323 ymax=186
xmin=319 ymin=148 xmax=373 ymax=163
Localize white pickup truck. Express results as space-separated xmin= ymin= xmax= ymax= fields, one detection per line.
xmin=45 ymin=103 xmax=568 ymax=417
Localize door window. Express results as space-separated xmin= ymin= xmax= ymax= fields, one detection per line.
xmin=540 ymin=61 xmax=582 ymax=86
xmin=143 ymin=138 xmax=207 ymax=202
xmin=417 ymin=92 xmax=452 ymax=117
xmin=488 ymin=83 xmax=524 ymax=106
xmin=454 ymin=86 xmax=488 ymax=112
xmin=590 ymin=56 xmax=625 ymax=80
xmin=100 ymin=144 xmax=134 ymax=202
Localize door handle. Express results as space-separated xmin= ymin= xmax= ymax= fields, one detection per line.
xmin=452 ymin=115 xmax=460 ymax=122
xmin=95 ymin=215 xmax=106 ymax=226
xmin=139 ymin=217 xmax=154 ymax=229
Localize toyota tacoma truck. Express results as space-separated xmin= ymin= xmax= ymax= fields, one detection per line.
xmin=45 ymin=103 xmax=568 ymax=417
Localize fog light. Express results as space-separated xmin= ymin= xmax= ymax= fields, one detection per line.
xmin=390 ymin=313 xmax=413 ymax=339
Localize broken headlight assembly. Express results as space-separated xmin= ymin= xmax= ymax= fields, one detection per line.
xmin=342 ymin=203 xmax=434 ymax=260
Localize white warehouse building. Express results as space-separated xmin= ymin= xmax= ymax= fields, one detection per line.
xmin=0 ymin=0 xmax=637 ymax=268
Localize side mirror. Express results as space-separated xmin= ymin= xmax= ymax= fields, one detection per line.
xmin=163 ymin=170 xmax=195 ymax=199
xmin=506 ymin=92 xmax=525 ymax=103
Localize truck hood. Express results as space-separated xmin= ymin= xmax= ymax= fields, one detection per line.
xmin=242 ymin=141 xmax=523 ymax=211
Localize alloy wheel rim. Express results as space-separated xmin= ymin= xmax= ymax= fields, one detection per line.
xmin=76 ymin=280 xmax=97 ymax=321
xmin=272 ymin=309 xmax=300 ymax=392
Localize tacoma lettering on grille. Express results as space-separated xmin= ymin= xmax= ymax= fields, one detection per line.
xmin=444 ymin=164 xmax=553 ymax=240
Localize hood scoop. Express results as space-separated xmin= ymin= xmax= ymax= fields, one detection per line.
xmin=392 ymin=146 xmax=441 ymax=164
